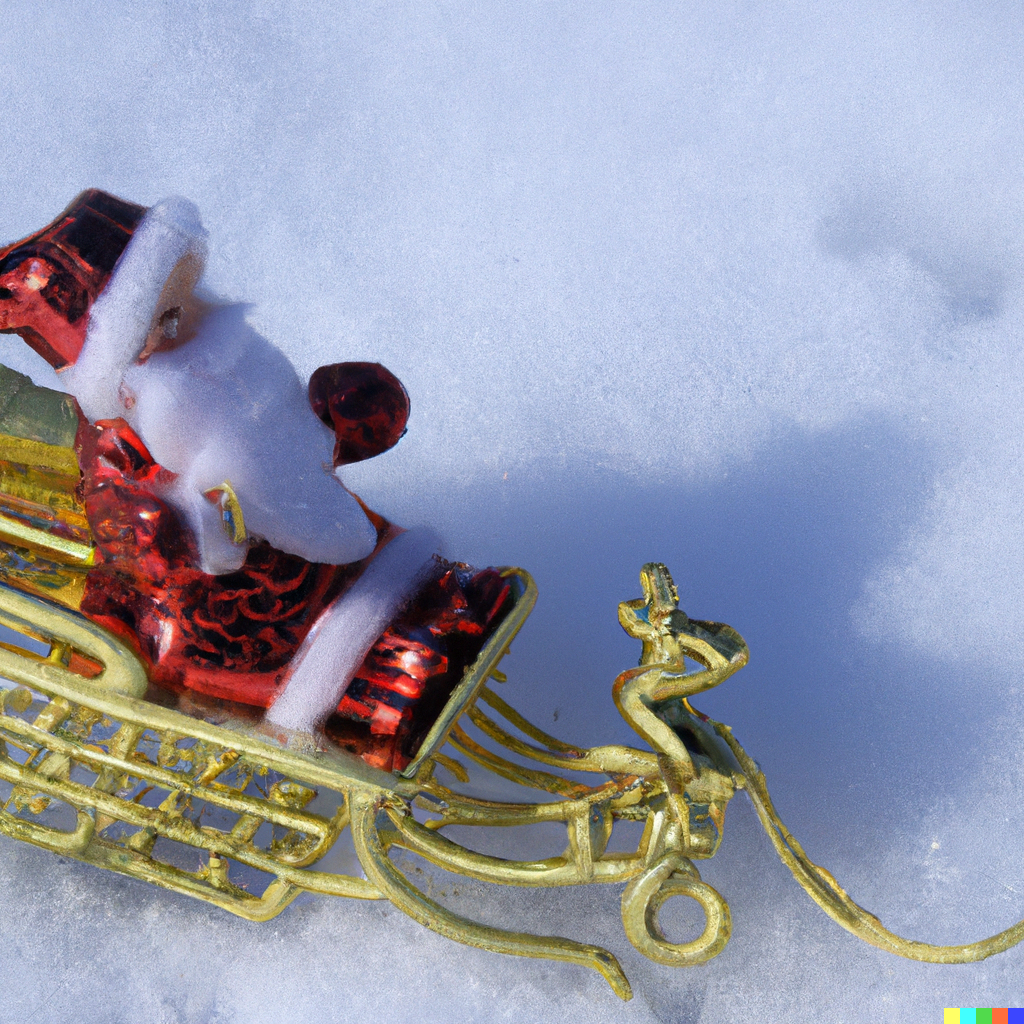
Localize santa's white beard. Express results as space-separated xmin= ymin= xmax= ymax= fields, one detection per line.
xmin=114 ymin=304 xmax=377 ymax=572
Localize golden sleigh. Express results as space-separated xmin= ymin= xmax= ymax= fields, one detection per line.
xmin=1 ymin=364 xmax=1023 ymax=1001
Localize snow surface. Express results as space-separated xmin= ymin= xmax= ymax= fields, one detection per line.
xmin=2 ymin=1 xmax=1024 ymax=1020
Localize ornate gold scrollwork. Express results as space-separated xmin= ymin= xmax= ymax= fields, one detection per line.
xmin=1 ymin=562 xmax=1023 ymax=1003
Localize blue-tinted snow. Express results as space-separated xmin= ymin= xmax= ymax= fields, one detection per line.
xmin=1 ymin=2 xmax=1023 ymax=1021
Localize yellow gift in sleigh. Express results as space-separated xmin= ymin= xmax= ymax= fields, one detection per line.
xmin=1 ymin=366 xmax=1024 ymax=1002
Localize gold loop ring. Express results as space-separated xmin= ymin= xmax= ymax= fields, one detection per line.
xmin=621 ymin=852 xmax=731 ymax=966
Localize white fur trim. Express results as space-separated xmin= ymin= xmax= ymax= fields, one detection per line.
xmin=63 ymin=197 xmax=208 ymax=421
xmin=266 ymin=528 xmax=443 ymax=732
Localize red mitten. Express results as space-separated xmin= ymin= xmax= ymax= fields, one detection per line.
xmin=308 ymin=361 xmax=410 ymax=466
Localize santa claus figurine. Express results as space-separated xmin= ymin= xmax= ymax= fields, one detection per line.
xmin=0 ymin=190 xmax=510 ymax=771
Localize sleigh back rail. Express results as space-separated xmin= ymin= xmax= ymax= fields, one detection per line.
xmin=0 ymin=366 xmax=94 ymax=609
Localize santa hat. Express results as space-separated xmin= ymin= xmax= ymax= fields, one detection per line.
xmin=1 ymin=190 xmax=410 ymax=465
xmin=0 ymin=189 xmax=207 ymax=421
xmin=0 ymin=189 xmax=145 ymax=368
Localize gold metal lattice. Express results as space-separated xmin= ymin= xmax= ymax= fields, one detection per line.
xmin=0 ymin=564 xmax=1022 ymax=1001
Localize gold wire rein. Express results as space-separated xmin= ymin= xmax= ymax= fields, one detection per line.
xmin=710 ymin=718 xmax=1024 ymax=964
